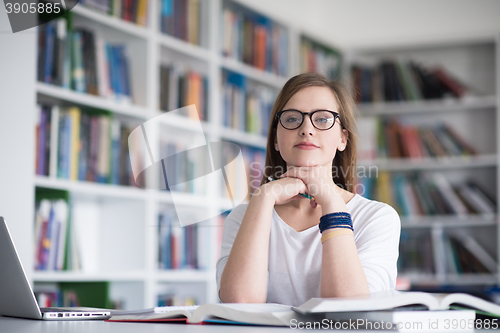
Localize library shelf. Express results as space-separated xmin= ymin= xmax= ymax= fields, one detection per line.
xmin=155 ymin=270 xmax=214 ymax=283
xmin=219 ymin=127 xmax=268 ymax=148
xmin=154 ymin=110 xmax=213 ymax=134
xmin=158 ymin=34 xmax=213 ymax=61
xmin=349 ymin=35 xmax=500 ymax=288
xmin=34 ymin=176 xmax=148 ymax=201
xmin=36 ymin=83 xmax=150 ymax=120
xmin=33 ymin=271 xmax=148 ymax=282
xmin=71 ymin=5 xmax=150 ymax=39
xmin=155 ymin=191 xmax=212 ymax=208
xmin=357 ymin=95 xmax=497 ymax=116
xmin=219 ymin=57 xmax=287 ymax=89
xmin=400 ymin=214 xmax=498 ymax=229
xmin=357 ymin=154 xmax=498 ymax=171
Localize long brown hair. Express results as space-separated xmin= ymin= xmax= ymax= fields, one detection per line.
xmin=260 ymin=73 xmax=359 ymax=192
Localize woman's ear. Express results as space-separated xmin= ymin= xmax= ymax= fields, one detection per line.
xmin=338 ymin=129 xmax=348 ymax=151
xmin=274 ymin=138 xmax=279 ymax=151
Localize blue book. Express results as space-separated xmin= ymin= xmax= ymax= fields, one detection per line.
xmin=43 ymin=21 xmax=55 ymax=83
xmin=112 ymin=46 xmax=123 ymax=97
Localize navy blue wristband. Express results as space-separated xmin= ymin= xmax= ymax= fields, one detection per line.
xmin=319 ymin=212 xmax=353 ymax=233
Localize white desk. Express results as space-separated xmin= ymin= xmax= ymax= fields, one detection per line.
xmin=0 ymin=315 xmax=493 ymax=332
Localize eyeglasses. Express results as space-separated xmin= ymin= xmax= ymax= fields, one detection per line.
xmin=276 ymin=109 xmax=340 ymax=131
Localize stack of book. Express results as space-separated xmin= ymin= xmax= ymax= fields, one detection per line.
xmin=157 ymin=211 xmax=210 ymax=270
xmin=159 ymin=64 xmax=208 ymax=120
xmin=35 ymin=105 xmax=137 ymax=186
xmin=160 ymin=0 xmax=202 ymax=45
xmin=352 ymin=60 xmax=470 ymax=103
xmin=221 ymin=70 xmax=275 ymax=136
xmin=80 ymin=0 xmax=149 ymax=26
xmin=221 ymin=2 xmax=288 ymax=76
xmin=37 ymin=15 xmax=134 ymax=103
xmin=300 ymin=37 xmax=342 ymax=81
xmin=357 ymin=118 xmax=477 ymax=160
xmin=358 ymin=172 xmax=496 ymax=217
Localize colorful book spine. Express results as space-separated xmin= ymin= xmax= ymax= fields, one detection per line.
xmin=158 ymin=211 xmax=208 ymax=270
xmin=159 ymin=64 xmax=208 ymax=120
xmin=352 ymin=60 xmax=471 ymax=103
xmin=300 ymin=37 xmax=342 ymax=80
xmin=360 ymin=172 xmax=496 ymax=218
xmin=221 ymin=70 xmax=275 ymax=135
xmin=221 ymin=3 xmax=288 ymax=76
xmin=160 ymin=0 xmax=199 ymax=45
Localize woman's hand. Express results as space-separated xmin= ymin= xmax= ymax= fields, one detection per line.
xmin=280 ymin=166 xmax=345 ymax=211
xmin=258 ymin=176 xmax=309 ymax=206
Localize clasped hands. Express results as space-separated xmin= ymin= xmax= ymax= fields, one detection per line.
xmin=263 ymin=165 xmax=343 ymax=209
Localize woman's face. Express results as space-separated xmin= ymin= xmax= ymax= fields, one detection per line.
xmin=275 ymin=86 xmax=347 ymax=168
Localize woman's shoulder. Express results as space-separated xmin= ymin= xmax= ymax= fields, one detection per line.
xmin=350 ymin=194 xmax=400 ymax=225
xmin=224 ymin=202 xmax=250 ymax=225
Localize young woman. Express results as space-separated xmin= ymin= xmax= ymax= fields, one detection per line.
xmin=216 ymin=73 xmax=401 ymax=307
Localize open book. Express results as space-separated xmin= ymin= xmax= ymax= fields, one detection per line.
xmin=108 ymin=303 xmax=310 ymax=326
xmin=108 ymin=291 xmax=500 ymax=327
xmin=293 ymin=290 xmax=500 ymax=316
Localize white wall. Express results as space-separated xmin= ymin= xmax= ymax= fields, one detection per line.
xmin=237 ymin=0 xmax=500 ymax=49
xmin=0 ymin=5 xmax=36 ymax=276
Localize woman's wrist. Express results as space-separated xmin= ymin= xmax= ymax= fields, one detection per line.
xmin=251 ymin=183 xmax=278 ymax=208
xmin=320 ymin=195 xmax=347 ymax=214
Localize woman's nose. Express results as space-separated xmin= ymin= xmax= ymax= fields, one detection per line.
xmin=299 ymin=114 xmax=315 ymax=136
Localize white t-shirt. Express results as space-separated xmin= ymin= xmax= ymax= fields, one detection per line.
xmin=216 ymin=193 xmax=401 ymax=307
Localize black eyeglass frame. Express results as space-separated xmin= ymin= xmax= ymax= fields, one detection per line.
xmin=276 ymin=109 xmax=341 ymax=131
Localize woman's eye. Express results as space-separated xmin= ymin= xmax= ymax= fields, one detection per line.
xmin=285 ymin=117 xmax=300 ymax=123
xmin=316 ymin=117 xmax=329 ymax=123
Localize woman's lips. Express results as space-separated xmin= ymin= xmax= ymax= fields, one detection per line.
xmin=295 ymin=144 xmax=318 ymax=150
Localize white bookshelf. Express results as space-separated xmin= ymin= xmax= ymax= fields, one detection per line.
xmin=0 ymin=0 xmax=339 ymax=310
xmin=350 ymin=36 xmax=500 ymax=287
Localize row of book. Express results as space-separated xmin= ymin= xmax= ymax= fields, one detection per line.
xmin=220 ymin=142 xmax=266 ymax=202
xmin=37 ymin=15 xmax=133 ymax=103
xmin=357 ymin=118 xmax=477 ymax=160
xmin=80 ymin=0 xmax=149 ymax=26
xmin=35 ymin=290 xmax=80 ymax=308
xmin=221 ymin=71 xmax=275 ymax=136
xmin=159 ymin=64 xmax=208 ymax=120
xmin=159 ymin=140 xmax=209 ymax=194
xmin=35 ymin=105 xmax=136 ymax=186
xmin=160 ymin=0 xmax=203 ymax=45
xmin=34 ymin=196 xmax=74 ymax=271
xmin=221 ymin=4 xmax=288 ymax=76
xmin=157 ymin=293 xmax=197 ymax=307
xmin=358 ymin=172 xmax=496 ymax=217
xmin=399 ymin=228 xmax=497 ymax=276
xmin=34 ymin=282 xmax=112 ymax=308
xmin=158 ymin=211 xmax=212 ymax=270
xmin=352 ymin=60 xmax=469 ymax=103
xmin=300 ymin=37 xmax=341 ymax=81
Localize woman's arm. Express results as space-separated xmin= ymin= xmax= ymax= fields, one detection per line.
xmin=218 ymin=190 xmax=275 ymax=303
xmin=320 ymin=198 xmax=369 ymax=297
xmin=219 ymin=178 xmax=308 ymax=303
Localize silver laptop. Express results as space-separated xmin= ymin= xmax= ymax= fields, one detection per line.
xmin=0 ymin=216 xmax=112 ymax=320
